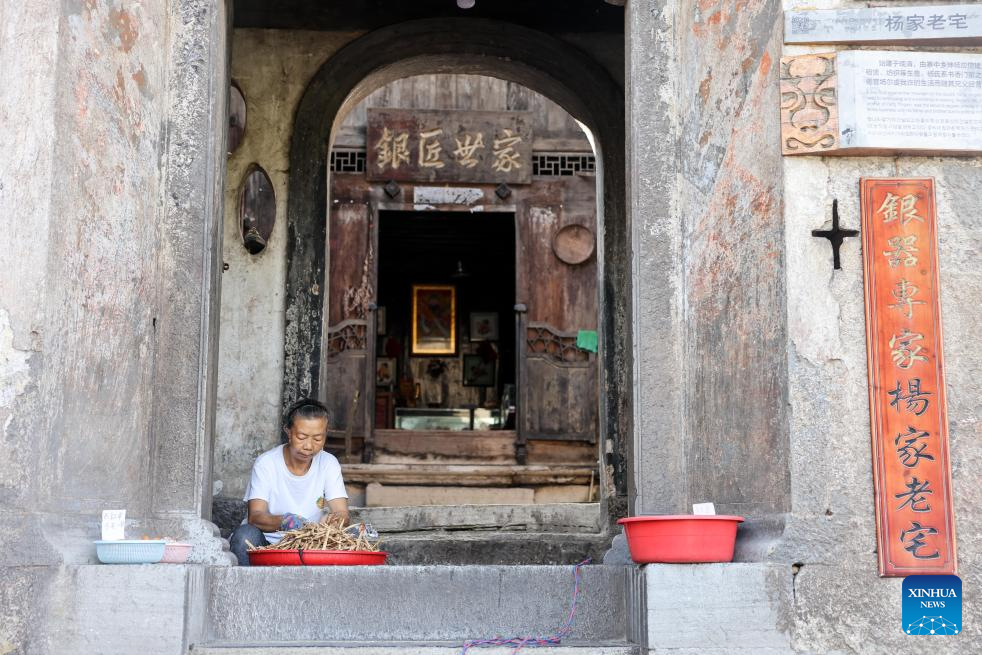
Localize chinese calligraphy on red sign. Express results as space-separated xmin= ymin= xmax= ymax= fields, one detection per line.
xmin=366 ymin=108 xmax=533 ymax=184
xmin=861 ymin=178 xmax=956 ymax=577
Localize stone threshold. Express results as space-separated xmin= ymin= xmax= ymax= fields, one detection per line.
xmin=191 ymin=643 xmax=637 ymax=654
xmin=350 ymin=502 xmax=602 ymax=533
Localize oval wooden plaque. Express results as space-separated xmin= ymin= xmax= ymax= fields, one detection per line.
xmin=239 ymin=165 xmax=275 ymax=255
xmin=552 ymin=224 xmax=595 ymax=265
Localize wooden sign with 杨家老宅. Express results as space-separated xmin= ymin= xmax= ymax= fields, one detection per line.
xmin=860 ymin=178 xmax=956 ymax=577
xmin=780 ymin=50 xmax=982 ymax=156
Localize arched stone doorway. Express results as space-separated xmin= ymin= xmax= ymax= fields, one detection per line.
xmin=280 ymin=18 xmax=632 ymax=502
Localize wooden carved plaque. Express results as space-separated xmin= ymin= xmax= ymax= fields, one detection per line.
xmin=780 ymin=53 xmax=838 ymax=155
xmin=367 ymin=108 xmax=532 ymax=184
xmin=861 ymin=178 xmax=956 ymax=577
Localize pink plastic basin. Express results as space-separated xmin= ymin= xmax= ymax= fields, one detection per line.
xmin=161 ymin=543 xmax=192 ymax=563
xmin=617 ymin=515 xmax=744 ymax=563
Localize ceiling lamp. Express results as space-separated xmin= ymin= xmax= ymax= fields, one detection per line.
xmin=451 ymin=260 xmax=471 ymax=279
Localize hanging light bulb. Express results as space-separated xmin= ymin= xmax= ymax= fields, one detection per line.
xmin=451 ymin=260 xmax=470 ymax=278
xmin=457 ymin=0 xmax=476 ymax=8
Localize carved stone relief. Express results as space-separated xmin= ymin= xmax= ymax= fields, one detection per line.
xmin=780 ymin=53 xmax=839 ymax=155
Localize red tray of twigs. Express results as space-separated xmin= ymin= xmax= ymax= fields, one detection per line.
xmin=246 ymin=518 xmax=387 ymax=566
xmin=248 ymin=549 xmax=387 ymax=566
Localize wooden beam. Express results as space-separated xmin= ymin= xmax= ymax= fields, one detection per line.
xmin=342 ymin=463 xmax=595 ymax=486
xmin=373 ymin=429 xmax=516 ymax=459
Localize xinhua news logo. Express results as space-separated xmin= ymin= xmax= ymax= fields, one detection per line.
xmin=903 ymin=575 xmax=962 ymax=636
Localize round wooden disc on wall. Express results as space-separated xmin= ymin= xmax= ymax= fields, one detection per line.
xmin=552 ymin=224 xmax=595 ymax=265
xmin=228 ymin=82 xmax=246 ymax=154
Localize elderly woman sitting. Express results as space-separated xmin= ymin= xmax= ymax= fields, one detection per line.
xmin=229 ymin=398 xmax=350 ymax=565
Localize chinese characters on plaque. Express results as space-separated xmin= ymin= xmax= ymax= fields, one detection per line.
xmin=786 ymin=5 xmax=982 ymax=46
xmin=861 ymin=178 xmax=956 ymax=576
xmin=366 ymin=108 xmax=533 ymax=184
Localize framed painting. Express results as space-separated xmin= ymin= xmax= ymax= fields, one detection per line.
xmin=462 ymin=354 xmax=495 ymax=387
xmin=376 ymin=357 xmax=396 ymax=387
xmin=376 ymin=306 xmax=387 ymax=336
xmin=411 ymin=285 xmax=456 ymax=355
xmin=469 ymin=312 xmax=499 ymax=341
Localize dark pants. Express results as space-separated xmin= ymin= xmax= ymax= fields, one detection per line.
xmin=229 ymin=523 xmax=269 ymax=566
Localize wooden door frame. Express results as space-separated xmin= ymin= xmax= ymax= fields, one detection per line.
xmin=368 ymin=201 xmax=519 ymax=456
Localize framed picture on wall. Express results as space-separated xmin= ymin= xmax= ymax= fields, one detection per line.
xmin=376 ymin=357 xmax=396 ymax=386
xmin=376 ymin=306 xmax=387 ymax=336
xmin=469 ymin=312 xmax=499 ymax=341
xmin=462 ymin=354 xmax=496 ymax=387
xmin=411 ymin=285 xmax=456 ymax=355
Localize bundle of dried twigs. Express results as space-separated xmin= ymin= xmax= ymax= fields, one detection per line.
xmin=246 ymin=516 xmax=382 ymax=552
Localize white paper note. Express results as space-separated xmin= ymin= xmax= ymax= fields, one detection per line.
xmin=692 ymin=502 xmax=716 ymax=516
xmin=101 ymin=509 xmax=126 ymax=541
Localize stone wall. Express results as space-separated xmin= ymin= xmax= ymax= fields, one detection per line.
xmin=628 ymin=0 xmax=790 ymax=520
xmin=778 ymin=152 xmax=982 ymax=653
xmin=0 ymin=0 xmax=163 ymax=560
xmin=774 ymin=1 xmax=982 ymax=650
xmin=629 ymin=0 xmax=981 ymax=649
xmin=0 ymin=0 xmax=230 ymax=566
xmin=217 ymin=29 xmax=357 ymax=501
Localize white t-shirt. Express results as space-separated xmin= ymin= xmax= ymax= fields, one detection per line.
xmin=242 ymin=445 xmax=348 ymax=543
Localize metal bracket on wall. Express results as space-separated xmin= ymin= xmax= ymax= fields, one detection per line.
xmin=812 ymin=199 xmax=859 ymax=270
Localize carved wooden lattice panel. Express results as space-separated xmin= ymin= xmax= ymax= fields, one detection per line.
xmin=526 ymin=324 xmax=590 ymax=364
xmin=326 ymin=320 xmax=368 ymax=356
xmin=522 ymin=323 xmax=596 ymax=442
xmin=324 ymin=320 xmax=369 ymax=435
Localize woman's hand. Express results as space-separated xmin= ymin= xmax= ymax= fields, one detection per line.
xmin=279 ymin=513 xmax=308 ymax=531
xmin=320 ymin=510 xmax=350 ymax=527
xmin=321 ymin=497 xmax=350 ymax=527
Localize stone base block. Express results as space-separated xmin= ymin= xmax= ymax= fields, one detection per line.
xmin=204 ymin=565 xmax=630 ymax=644
xmin=0 ymin=564 xmax=205 ymax=655
xmin=642 ymin=563 xmax=793 ymax=652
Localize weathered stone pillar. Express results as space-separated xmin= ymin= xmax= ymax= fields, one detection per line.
xmin=626 ymin=0 xmax=687 ymax=515
xmin=627 ymin=0 xmax=791 ymax=536
xmin=148 ymin=0 xmax=232 ymax=563
xmin=0 ymin=0 xmax=231 ymax=566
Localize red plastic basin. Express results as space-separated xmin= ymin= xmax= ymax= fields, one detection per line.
xmin=247 ymin=549 xmax=388 ymax=566
xmin=617 ymin=515 xmax=744 ymax=563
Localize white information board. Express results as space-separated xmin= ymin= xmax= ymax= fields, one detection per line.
xmin=838 ymin=50 xmax=982 ymax=153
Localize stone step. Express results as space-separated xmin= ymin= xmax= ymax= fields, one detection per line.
xmin=201 ymin=565 xmax=631 ymax=646
xmin=192 ymin=645 xmax=637 ymax=654
xmin=350 ymin=503 xmax=602 ymax=533
xmin=380 ymin=531 xmax=613 ymax=565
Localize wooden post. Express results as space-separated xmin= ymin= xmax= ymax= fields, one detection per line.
xmin=514 ymin=303 xmax=528 ymax=464
xmin=363 ymin=302 xmax=378 ymax=463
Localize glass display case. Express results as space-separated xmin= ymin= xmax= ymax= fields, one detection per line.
xmin=395 ymin=407 xmax=503 ymax=431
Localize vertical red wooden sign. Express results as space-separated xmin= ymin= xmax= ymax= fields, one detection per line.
xmin=861 ymin=178 xmax=956 ymax=577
